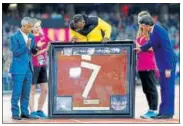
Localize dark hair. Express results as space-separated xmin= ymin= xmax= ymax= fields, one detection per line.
xmin=73 ymin=14 xmax=84 ymax=24
xmin=139 ymin=15 xmax=154 ymax=26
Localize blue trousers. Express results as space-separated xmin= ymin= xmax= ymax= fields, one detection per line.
xmin=159 ymin=69 xmax=175 ymax=115
xmin=11 ymin=66 xmax=32 ymax=116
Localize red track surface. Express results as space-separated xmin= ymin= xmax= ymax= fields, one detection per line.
xmin=3 ymin=85 xmax=179 ymax=124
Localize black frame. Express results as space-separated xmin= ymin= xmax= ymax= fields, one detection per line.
xmin=48 ymin=41 xmax=136 ymax=118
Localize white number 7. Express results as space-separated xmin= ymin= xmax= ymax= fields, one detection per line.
xmin=81 ymin=61 xmax=101 ymax=99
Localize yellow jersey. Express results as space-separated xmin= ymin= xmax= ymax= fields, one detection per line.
xmin=69 ymin=15 xmax=112 ymax=42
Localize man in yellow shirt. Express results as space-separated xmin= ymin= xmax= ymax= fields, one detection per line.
xmin=69 ymin=14 xmax=112 ymax=42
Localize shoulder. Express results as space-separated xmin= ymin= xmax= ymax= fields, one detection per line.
xmin=10 ymin=31 xmax=19 ymax=40
xmin=137 ymin=36 xmax=147 ymax=44
xmin=136 ymin=36 xmax=141 ymax=42
xmin=153 ymin=25 xmax=168 ymax=41
xmin=154 ymin=24 xmax=167 ymax=34
xmin=29 ymin=33 xmax=35 ymax=38
xmin=44 ymin=35 xmax=51 ymax=42
xmin=87 ymin=16 xmax=98 ymax=26
xmin=141 ymin=36 xmax=148 ymax=41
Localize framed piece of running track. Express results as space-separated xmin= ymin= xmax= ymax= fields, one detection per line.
xmin=48 ymin=41 xmax=136 ymax=118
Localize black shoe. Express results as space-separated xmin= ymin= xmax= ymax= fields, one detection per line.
xmin=152 ymin=114 xmax=173 ymax=119
xmin=12 ymin=116 xmax=22 ymax=120
xmin=21 ymin=114 xmax=39 ymax=119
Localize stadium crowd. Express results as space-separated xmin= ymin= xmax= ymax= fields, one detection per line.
xmin=2 ymin=3 xmax=180 ymax=90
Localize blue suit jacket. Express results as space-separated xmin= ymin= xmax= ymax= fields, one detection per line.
xmin=140 ymin=24 xmax=177 ymax=71
xmin=9 ymin=30 xmax=37 ymax=74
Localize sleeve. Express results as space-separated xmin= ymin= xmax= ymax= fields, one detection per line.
xmin=98 ymin=18 xmax=112 ymax=39
xmin=44 ymin=36 xmax=51 ymax=46
xmin=30 ymin=36 xmax=39 ymax=55
xmin=46 ymin=36 xmax=51 ymax=43
xmin=158 ymin=29 xmax=176 ymax=69
xmin=140 ymin=40 xmax=152 ymax=52
xmin=10 ymin=36 xmax=27 ymax=57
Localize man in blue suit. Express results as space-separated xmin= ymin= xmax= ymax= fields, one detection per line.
xmin=9 ymin=17 xmax=44 ymax=120
xmin=134 ymin=13 xmax=177 ymax=119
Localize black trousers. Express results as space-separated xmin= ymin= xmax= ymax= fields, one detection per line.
xmin=138 ymin=70 xmax=158 ymax=110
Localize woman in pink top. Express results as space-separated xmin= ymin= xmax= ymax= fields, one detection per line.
xmin=136 ymin=26 xmax=158 ymax=119
xmin=29 ymin=19 xmax=50 ymax=118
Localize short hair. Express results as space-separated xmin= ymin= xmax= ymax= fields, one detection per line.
xmin=138 ymin=15 xmax=154 ymax=26
xmin=21 ymin=17 xmax=33 ymax=26
xmin=138 ymin=11 xmax=151 ymax=23
xmin=138 ymin=11 xmax=151 ymax=17
xmin=32 ymin=18 xmax=41 ymax=26
xmin=73 ymin=14 xmax=84 ymax=23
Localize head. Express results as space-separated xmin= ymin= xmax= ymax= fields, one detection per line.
xmin=138 ymin=11 xmax=151 ymax=20
xmin=73 ymin=14 xmax=85 ymax=31
xmin=32 ymin=18 xmax=42 ymax=35
xmin=21 ymin=17 xmax=33 ymax=34
xmin=138 ymin=14 xmax=154 ymax=32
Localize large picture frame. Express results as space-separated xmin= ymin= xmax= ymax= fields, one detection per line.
xmin=48 ymin=41 xmax=136 ymax=118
